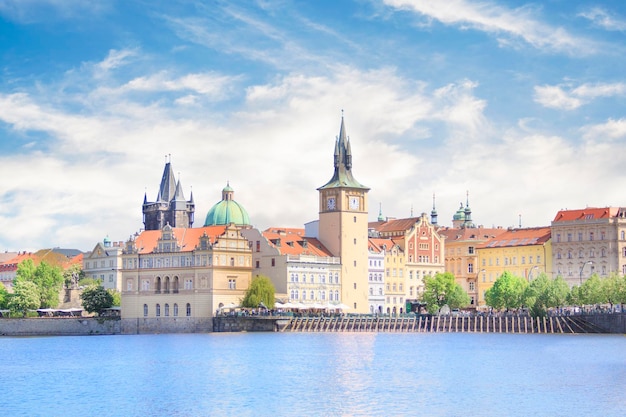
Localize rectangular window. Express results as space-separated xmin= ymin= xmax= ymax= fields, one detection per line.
xmin=468 ymin=263 xmax=474 ymax=273
xmin=469 ymin=282 xmax=475 ymax=291
xmin=468 ymin=246 xmax=475 ymax=255
xmin=271 ymin=258 xmax=275 ymax=267
xmin=228 ymin=279 xmax=236 ymax=290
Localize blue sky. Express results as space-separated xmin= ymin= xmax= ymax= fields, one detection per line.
xmin=1 ymin=0 xmax=626 ymax=252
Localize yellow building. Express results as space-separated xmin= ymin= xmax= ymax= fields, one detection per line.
xmin=120 ymin=223 xmax=253 ymax=333
xmin=476 ymin=227 xmax=552 ymax=306
xmin=439 ymin=226 xmax=507 ymax=308
xmin=317 ymin=116 xmax=370 ymax=313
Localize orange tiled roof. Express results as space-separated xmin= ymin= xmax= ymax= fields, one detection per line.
xmin=438 ymin=226 xmax=508 ymax=242
xmin=261 ymin=227 xmax=333 ymax=257
xmin=370 ymin=217 xmax=419 ymax=234
xmin=132 ymin=225 xmax=229 ymax=254
xmin=552 ymin=207 xmax=620 ymax=222
xmin=368 ymin=238 xmax=397 ymax=252
xmin=477 ymin=227 xmax=551 ymax=249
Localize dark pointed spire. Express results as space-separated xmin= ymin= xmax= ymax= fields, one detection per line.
xmin=318 ymin=113 xmax=368 ymax=191
xmin=431 ymin=193 xmax=438 ymax=225
xmin=158 ymin=160 xmax=177 ymax=202
xmin=378 ymin=202 xmax=384 ymax=222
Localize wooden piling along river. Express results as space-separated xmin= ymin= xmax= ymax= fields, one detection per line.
xmin=281 ymin=314 xmax=607 ymax=334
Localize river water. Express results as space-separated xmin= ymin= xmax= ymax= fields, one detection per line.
xmin=1 ymin=332 xmax=624 ymax=416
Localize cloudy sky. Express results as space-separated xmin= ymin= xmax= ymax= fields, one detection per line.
xmin=1 ymin=0 xmax=626 ymax=252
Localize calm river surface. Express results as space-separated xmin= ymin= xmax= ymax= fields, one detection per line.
xmin=1 ymin=332 xmax=624 ymax=417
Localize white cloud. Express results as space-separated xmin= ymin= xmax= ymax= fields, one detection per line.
xmin=581 ymin=118 xmax=626 ymax=142
xmin=534 ymin=82 xmax=626 ymax=110
xmin=383 ymin=0 xmax=595 ymax=54
xmin=579 ymin=7 xmax=626 ymax=31
xmin=0 ymin=0 xmax=109 ymax=23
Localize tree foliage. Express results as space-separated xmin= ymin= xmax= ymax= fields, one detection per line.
xmin=0 ymin=285 xmax=9 ymax=310
xmin=241 ymin=275 xmax=275 ymax=309
xmin=485 ymin=271 xmax=527 ymax=310
xmin=108 ymin=289 xmax=121 ymax=307
xmin=14 ymin=259 xmax=64 ymax=308
xmin=524 ymin=274 xmax=570 ymax=317
xmin=9 ymin=280 xmax=40 ymax=316
xmin=81 ymin=285 xmax=114 ymax=314
xmin=420 ymin=272 xmax=470 ymax=314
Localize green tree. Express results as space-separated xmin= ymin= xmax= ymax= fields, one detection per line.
xmin=108 ymin=289 xmax=121 ymax=307
xmin=485 ymin=271 xmax=527 ymax=311
xmin=8 ymin=280 xmax=40 ymax=316
xmin=524 ymin=274 xmax=570 ymax=317
xmin=81 ymin=285 xmax=114 ymax=314
xmin=241 ymin=275 xmax=275 ymax=309
xmin=420 ymin=272 xmax=470 ymax=314
xmin=0 ymin=285 xmax=9 ymax=309
xmin=578 ymin=274 xmax=606 ymax=305
xmin=14 ymin=260 xmax=64 ymax=308
xmin=33 ymin=261 xmax=65 ymax=308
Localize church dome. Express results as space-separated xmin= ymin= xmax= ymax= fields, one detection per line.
xmin=452 ymin=204 xmax=466 ymax=221
xmin=203 ymin=183 xmax=250 ymax=226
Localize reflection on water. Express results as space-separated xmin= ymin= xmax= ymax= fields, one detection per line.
xmin=1 ymin=333 xmax=624 ymax=416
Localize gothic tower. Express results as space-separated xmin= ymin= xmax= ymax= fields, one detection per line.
xmin=317 ymin=115 xmax=370 ymax=313
xmin=142 ymin=158 xmax=195 ymax=230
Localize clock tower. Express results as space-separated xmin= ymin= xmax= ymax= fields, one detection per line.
xmin=318 ymin=116 xmax=370 ymax=313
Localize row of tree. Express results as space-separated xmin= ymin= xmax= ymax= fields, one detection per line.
xmin=0 ymin=259 xmax=120 ymax=316
xmin=420 ymin=271 xmax=626 ymax=317
xmin=485 ymin=271 xmax=626 ymax=316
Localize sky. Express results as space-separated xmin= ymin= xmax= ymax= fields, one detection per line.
xmin=1 ymin=0 xmax=626 ymax=252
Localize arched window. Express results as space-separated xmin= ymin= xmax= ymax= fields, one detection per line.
xmin=173 ymin=277 xmax=179 ymax=293
xmin=164 ymin=277 xmax=170 ymax=293
xmin=310 ymin=290 xmax=314 ymax=300
xmin=186 ymin=303 xmax=191 ymax=317
xmin=622 ymin=231 xmax=626 ymax=240
xmin=155 ymin=277 xmax=162 ymax=293
xmin=335 ymin=290 xmax=339 ymax=300
xmin=165 ymin=304 xmax=170 ymax=316
xmin=294 ymin=290 xmax=299 ymax=300
xmin=230 ymin=257 xmax=235 ymax=266
xmin=302 ymin=291 xmax=307 ymax=300
xmin=156 ymin=304 xmax=161 ymax=317
xmin=290 ymin=290 xmax=295 ymax=300
xmin=143 ymin=304 xmax=148 ymax=317
xmin=173 ymin=303 xmax=179 ymax=317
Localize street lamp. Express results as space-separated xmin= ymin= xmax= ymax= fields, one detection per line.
xmin=579 ymin=261 xmax=593 ymax=286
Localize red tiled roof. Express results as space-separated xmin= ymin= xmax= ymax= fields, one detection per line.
xmin=261 ymin=228 xmax=333 ymax=257
xmin=133 ymin=226 xmax=228 ymax=254
xmin=552 ymin=207 xmax=620 ymax=222
xmin=368 ymin=238 xmax=396 ymax=252
xmin=438 ymin=227 xmax=508 ymax=242
xmin=477 ymin=227 xmax=551 ymax=249
xmin=369 ymin=217 xmax=419 ymax=234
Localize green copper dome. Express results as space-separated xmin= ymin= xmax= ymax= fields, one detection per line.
xmin=203 ymin=183 xmax=250 ymax=226
xmin=453 ymin=204 xmax=466 ymax=221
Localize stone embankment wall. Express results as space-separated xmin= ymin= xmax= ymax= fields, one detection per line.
xmin=0 ymin=317 xmax=120 ymax=336
xmin=213 ymin=316 xmax=290 ymax=332
xmin=583 ymin=314 xmax=626 ymax=334
xmin=121 ymin=317 xmax=213 ymax=334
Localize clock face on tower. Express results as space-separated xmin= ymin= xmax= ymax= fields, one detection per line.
xmin=326 ymin=197 xmax=336 ymax=210
xmin=349 ymin=196 xmax=360 ymax=210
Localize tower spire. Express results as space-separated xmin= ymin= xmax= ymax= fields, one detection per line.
xmin=431 ymin=193 xmax=438 ymax=225
xmin=318 ymin=112 xmax=368 ymax=191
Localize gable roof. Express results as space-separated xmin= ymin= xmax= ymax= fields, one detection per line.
xmin=131 ymin=225 xmax=229 ymax=254
xmin=477 ymin=227 xmax=551 ymax=249
xmin=553 ymin=207 xmax=620 ymax=222
xmin=261 ymin=227 xmax=333 ymax=257
xmin=438 ymin=226 xmax=508 ymax=243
